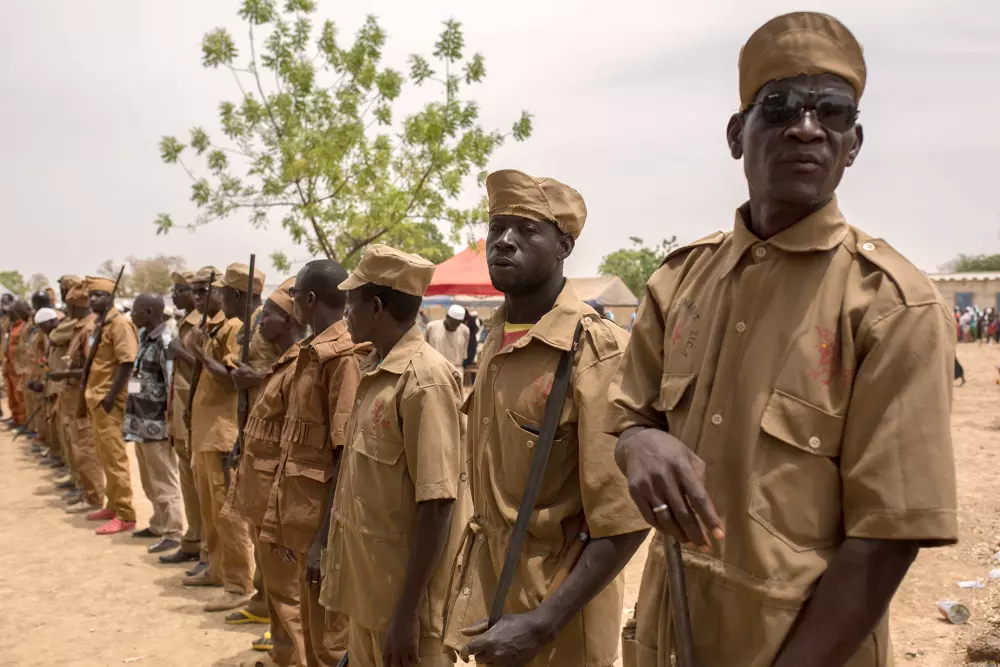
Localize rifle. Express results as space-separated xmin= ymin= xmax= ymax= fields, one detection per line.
xmin=77 ymin=266 xmax=126 ymax=418
xmin=185 ymin=271 xmax=216 ymax=436
xmin=335 ymin=652 xmax=348 ymax=667
xmin=235 ymin=254 xmax=256 ymax=462
xmin=12 ymin=404 xmax=45 ymax=442
xmin=488 ymin=320 xmax=585 ymax=628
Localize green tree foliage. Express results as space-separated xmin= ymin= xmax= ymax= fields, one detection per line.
xmin=97 ymin=255 xmax=187 ymax=297
xmin=943 ymin=254 xmax=1000 ymax=272
xmin=598 ymin=237 xmax=678 ymax=298
xmin=155 ymin=3 xmax=532 ymax=271
xmin=0 ymin=271 xmax=27 ymax=297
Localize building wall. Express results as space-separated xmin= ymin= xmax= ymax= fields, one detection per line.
xmin=932 ymin=279 xmax=1000 ymax=311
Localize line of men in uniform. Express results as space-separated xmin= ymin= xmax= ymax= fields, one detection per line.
xmin=0 ymin=11 xmax=959 ymax=667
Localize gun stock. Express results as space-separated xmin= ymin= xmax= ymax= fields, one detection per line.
xmin=77 ymin=266 xmax=126 ymax=418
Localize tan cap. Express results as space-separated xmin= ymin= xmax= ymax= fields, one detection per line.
xmin=739 ymin=12 xmax=866 ymax=111
xmin=216 ymin=262 xmax=266 ymax=295
xmin=171 ymin=271 xmax=195 ymax=287
xmin=84 ymin=275 xmax=115 ymax=293
xmin=65 ymin=285 xmax=89 ymax=306
xmin=192 ymin=266 xmax=221 ymax=284
xmin=486 ymin=169 xmax=587 ymax=239
xmin=58 ymin=275 xmax=82 ymax=289
xmin=338 ymin=244 xmax=436 ymax=297
xmin=267 ymin=277 xmax=297 ymax=318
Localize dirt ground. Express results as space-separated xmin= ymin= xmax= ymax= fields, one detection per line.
xmin=1 ymin=342 xmax=998 ymax=666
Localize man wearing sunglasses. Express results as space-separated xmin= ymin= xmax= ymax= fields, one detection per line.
xmin=609 ymin=12 xmax=957 ymax=667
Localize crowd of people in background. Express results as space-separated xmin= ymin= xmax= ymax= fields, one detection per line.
xmin=955 ymin=306 xmax=999 ymax=343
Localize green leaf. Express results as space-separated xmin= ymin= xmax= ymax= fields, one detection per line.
xmin=191 ymin=179 xmax=211 ymax=206
xmin=202 ymin=28 xmax=238 ymax=68
xmin=434 ymin=19 xmax=464 ymax=63
xmin=159 ymin=136 xmax=185 ymax=163
xmin=190 ymin=127 xmax=210 ymax=154
xmin=464 ymin=52 xmax=486 ymax=84
xmin=238 ymin=0 xmax=276 ymax=25
xmin=408 ymin=54 xmax=433 ymax=85
xmin=207 ymin=150 xmax=229 ymax=173
xmin=284 ymin=0 xmax=315 ymax=12
xmin=271 ymin=251 xmax=292 ymax=273
xmin=154 ymin=213 xmax=174 ymax=235
xmin=512 ymin=111 xmax=533 ymax=141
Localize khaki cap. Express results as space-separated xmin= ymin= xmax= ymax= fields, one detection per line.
xmin=338 ymin=244 xmax=436 ymax=297
xmin=58 ymin=275 xmax=82 ymax=289
xmin=215 ymin=262 xmax=266 ymax=295
xmin=171 ymin=271 xmax=195 ymax=287
xmin=739 ymin=12 xmax=866 ymax=111
xmin=267 ymin=277 xmax=297 ymax=318
xmin=192 ymin=266 xmax=222 ymax=285
xmin=84 ymin=275 xmax=115 ymax=293
xmin=65 ymin=285 xmax=89 ymax=306
xmin=486 ymin=169 xmax=587 ymax=239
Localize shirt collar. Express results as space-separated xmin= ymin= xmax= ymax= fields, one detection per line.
xmin=720 ymin=196 xmax=849 ymax=276
xmin=143 ymin=322 xmax=167 ymax=341
xmin=486 ymin=282 xmax=594 ymax=352
xmin=273 ymin=342 xmax=300 ymax=367
xmin=362 ymin=324 xmax=425 ymax=376
xmin=310 ymin=318 xmax=349 ymax=347
xmin=183 ymin=309 xmax=201 ymax=326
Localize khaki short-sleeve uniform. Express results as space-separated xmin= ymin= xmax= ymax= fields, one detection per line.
xmin=258 ymin=320 xmax=364 ymax=553
xmin=223 ymin=305 xmax=282 ymax=407
xmin=319 ymin=324 xmax=469 ymax=639
xmin=84 ymin=308 xmax=139 ymax=410
xmin=191 ymin=313 xmax=241 ymax=452
xmin=232 ymin=343 xmax=300 ymax=527
xmin=169 ymin=309 xmax=200 ymax=441
xmin=607 ymin=199 xmax=958 ymax=667
xmin=444 ymin=284 xmax=647 ymax=667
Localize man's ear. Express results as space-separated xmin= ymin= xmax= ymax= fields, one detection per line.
xmin=557 ymin=234 xmax=575 ymax=262
xmin=846 ymin=123 xmax=864 ymax=167
xmin=727 ymin=113 xmax=743 ymax=159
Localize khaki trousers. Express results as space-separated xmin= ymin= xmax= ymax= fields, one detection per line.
xmin=135 ymin=440 xmax=185 ymax=541
xmin=64 ymin=388 xmax=105 ymax=507
xmin=255 ymin=530 xmax=305 ymax=667
xmin=89 ymin=404 xmax=135 ymax=522
xmin=299 ymin=554 xmax=349 ymax=667
xmin=194 ymin=450 xmax=254 ymax=594
xmin=45 ymin=399 xmax=63 ymax=462
xmin=347 ymin=621 xmax=451 ymax=667
xmin=246 ymin=542 xmax=271 ymax=618
xmin=173 ymin=436 xmax=206 ymax=558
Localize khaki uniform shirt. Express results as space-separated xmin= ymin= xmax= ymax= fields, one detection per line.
xmin=445 ymin=283 xmax=646 ymax=667
xmin=66 ymin=314 xmax=98 ymax=388
xmin=606 ymin=199 xmax=958 ymax=667
xmin=224 ymin=305 xmax=282 ymax=407
xmin=47 ymin=317 xmax=78 ymax=397
xmin=168 ymin=309 xmax=200 ymax=441
xmin=320 ymin=325 xmax=468 ymax=637
xmin=234 ymin=343 xmax=301 ymax=527
xmin=84 ymin=308 xmax=139 ymax=411
xmin=260 ymin=320 xmax=363 ymax=553
xmin=191 ymin=313 xmax=241 ymax=453
xmin=15 ymin=323 xmax=34 ymax=379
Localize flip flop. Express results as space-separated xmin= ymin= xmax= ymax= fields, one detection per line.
xmin=225 ymin=609 xmax=270 ymax=625
xmin=251 ymin=631 xmax=273 ymax=652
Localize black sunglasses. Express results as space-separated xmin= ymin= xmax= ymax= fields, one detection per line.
xmin=748 ymin=88 xmax=859 ymax=133
xmin=192 ymin=287 xmax=209 ymax=296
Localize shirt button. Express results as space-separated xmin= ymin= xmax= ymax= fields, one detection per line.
xmin=462 ymin=587 xmax=470 ymax=596
xmin=735 ymin=321 xmax=747 ymax=333
xmin=808 ymin=436 xmax=822 ymax=449
xmin=482 ymin=417 xmax=490 ymax=425
xmin=459 ymin=472 xmax=468 ymax=482
xmin=711 ymin=413 xmax=723 ymax=426
xmin=334 ymin=563 xmax=341 ymax=570
xmin=526 ymin=440 xmax=534 ymax=449
xmin=356 ymin=399 xmax=361 ymax=406
xmin=489 ymin=364 xmax=497 ymax=372
xmin=861 ymin=242 xmax=875 ymax=252
xmin=754 ymin=247 xmax=767 ymax=259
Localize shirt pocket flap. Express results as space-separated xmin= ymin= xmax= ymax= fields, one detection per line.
xmin=761 ymin=390 xmax=843 ymax=457
xmin=285 ymin=460 xmax=335 ymax=482
xmin=250 ymin=456 xmax=280 ymax=474
xmin=655 ymin=373 xmax=696 ymax=413
xmin=354 ymin=431 xmax=405 ymax=466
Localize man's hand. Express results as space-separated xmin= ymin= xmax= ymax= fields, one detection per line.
xmin=275 ymin=546 xmax=297 ymax=565
xmin=383 ymin=607 xmax=421 ymax=667
xmin=100 ymin=393 xmax=115 ymax=414
xmin=231 ymin=362 xmax=262 ymax=390
xmin=304 ymin=539 xmax=324 ymax=589
xmin=186 ymin=327 xmax=206 ymax=355
xmin=459 ymin=613 xmax=554 ymax=666
xmin=615 ymin=426 xmax=724 ymax=547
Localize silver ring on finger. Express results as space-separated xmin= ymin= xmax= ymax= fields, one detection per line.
xmin=652 ymin=503 xmax=670 ymax=513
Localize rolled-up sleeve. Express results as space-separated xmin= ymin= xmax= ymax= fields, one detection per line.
xmin=401 ymin=382 xmax=461 ymax=503
xmin=840 ymin=303 xmax=958 ymax=546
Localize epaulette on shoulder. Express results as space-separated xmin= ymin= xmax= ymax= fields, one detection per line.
xmin=662 ymin=231 xmax=727 ymax=266
xmin=853 ymin=235 xmax=940 ymax=307
xmin=579 ymin=311 xmax=624 ymax=362
xmin=313 ymin=335 xmax=355 ymax=362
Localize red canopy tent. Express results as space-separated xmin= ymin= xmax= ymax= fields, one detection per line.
xmin=425 ymin=240 xmax=501 ymax=297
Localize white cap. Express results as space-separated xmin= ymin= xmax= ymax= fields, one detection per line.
xmin=447 ymin=304 xmax=466 ymax=320
xmin=34 ymin=308 xmax=58 ymax=324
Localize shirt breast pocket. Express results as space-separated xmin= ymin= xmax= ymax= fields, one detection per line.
xmin=655 ymin=373 xmax=696 ymax=432
xmin=495 ymin=409 xmax=570 ymax=508
xmin=351 ymin=430 xmax=408 ymax=536
xmin=750 ymin=389 xmax=844 ymax=552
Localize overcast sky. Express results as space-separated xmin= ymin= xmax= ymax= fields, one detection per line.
xmin=3 ymin=0 xmax=999 ymax=288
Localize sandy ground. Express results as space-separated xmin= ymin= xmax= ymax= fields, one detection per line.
xmin=1 ymin=342 xmax=998 ymax=666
